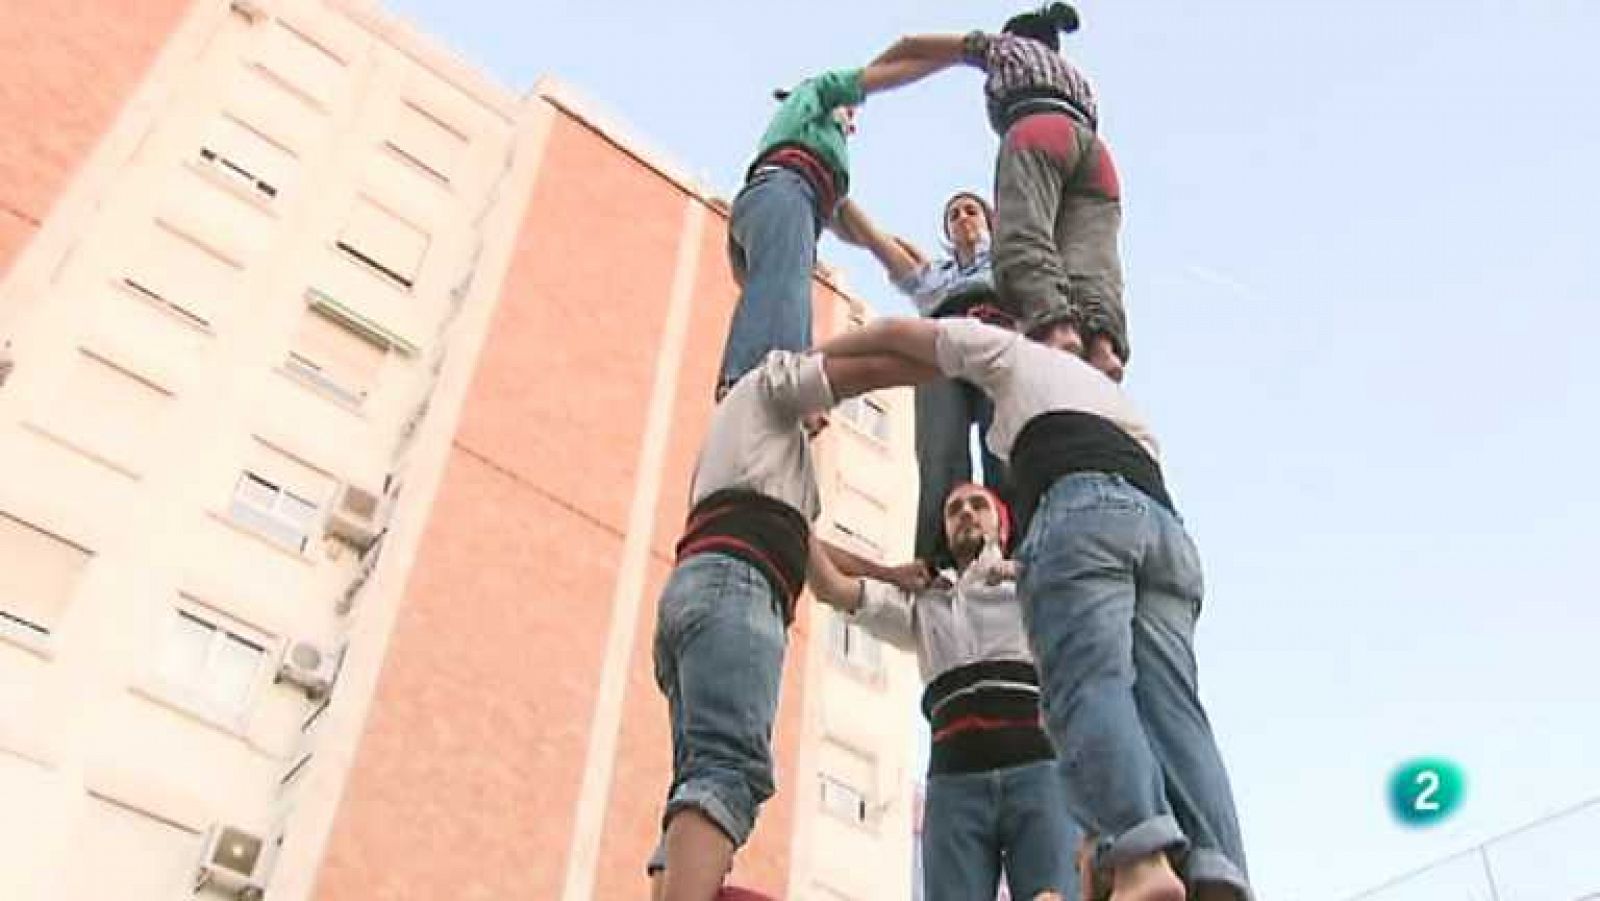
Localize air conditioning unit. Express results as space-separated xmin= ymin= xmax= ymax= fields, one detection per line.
xmin=194 ymin=824 xmax=269 ymax=899
xmin=275 ymin=639 xmax=344 ymax=700
xmin=325 ymin=480 xmax=392 ymax=551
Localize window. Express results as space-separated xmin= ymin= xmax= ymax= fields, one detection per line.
xmin=831 ymin=478 xmax=887 ymax=560
xmin=820 ymin=773 xmax=869 ymax=824
xmin=198 ymin=113 xmax=296 ymax=199
xmin=254 ymin=20 xmax=345 ymax=108
xmin=63 ymin=796 xmax=197 ymax=899
xmin=50 ymin=350 xmax=172 ymax=472
xmin=284 ymin=306 xmax=388 ymax=407
xmin=0 ymin=512 xmax=90 ymax=638
xmin=387 ymin=102 xmax=467 ymax=184
xmin=158 ymin=606 xmax=268 ymax=721
xmin=827 ymin=609 xmax=882 ymax=675
xmin=228 ymin=472 xmax=320 ymax=551
xmin=839 ymin=394 xmax=890 ymax=443
xmin=830 ymin=521 xmax=884 ymax=561
xmin=337 ymin=198 xmax=428 ymax=288
xmin=225 ymin=440 xmax=334 ymax=553
xmin=122 ymin=222 xmax=240 ymax=327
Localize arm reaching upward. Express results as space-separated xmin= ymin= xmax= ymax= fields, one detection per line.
xmin=859 ymin=49 xmax=962 ymax=94
xmin=871 ymin=34 xmax=970 ymax=66
xmin=816 ymin=317 xmax=942 ymax=367
xmin=832 ymin=199 xmax=923 ymax=285
xmin=819 ymin=351 xmax=940 ymax=400
xmin=809 ymin=538 xmax=918 ymax=650
xmin=822 ymin=540 xmax=931 ymax=592
xmin=807 ymin=536 xmax=865 ymax=614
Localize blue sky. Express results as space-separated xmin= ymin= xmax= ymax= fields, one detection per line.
xmin=390 ymin=1 xmax=1600 ymax=897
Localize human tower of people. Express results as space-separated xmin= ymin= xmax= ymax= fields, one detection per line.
xmin=645 ymin=6 xmax=1251 ymax=901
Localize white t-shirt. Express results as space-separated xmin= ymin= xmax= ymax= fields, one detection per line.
xmin=934 ymin=318 xmax=1159 ymax=463
xmin=689 ymin=350 xmax=834 ymax=520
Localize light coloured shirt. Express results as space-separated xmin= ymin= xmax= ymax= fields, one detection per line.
xmin=934 ymin=317 xmax=1158 ymax=463
xmin=689 ymin=351 xmax=835 ymax=520
xmin=851 ymin=541 xmax=1032 ymax=684
xmin=894 ymin=242 xmax=995 ymax=318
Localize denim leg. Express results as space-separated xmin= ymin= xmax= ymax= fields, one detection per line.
xmin=993 ymin=116 xmax=1077 ymax=326
xmin=997 ymin=761 xmax=1080 ymax=901
xmin=1132 ymin=511 xmax=1252 ymax=898
xmin=1016 ymin=475 xmax=1185 ymax=871
xmin=922 ymin=771 xmax=1003 ymax=901
xmin=717 ymin=170 xmax=819 ymax=392
xmin=914 ymin=375 xmax=978 ymax=561
xmin=652 ymin=554 xmax=787 ymax=849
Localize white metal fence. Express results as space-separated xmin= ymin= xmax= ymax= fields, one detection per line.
xmin=1347 ymin=798 xmax=1600 ymax=901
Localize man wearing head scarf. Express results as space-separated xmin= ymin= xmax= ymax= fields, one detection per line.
xmin=809 ymin=481 xmax=1078 ymax=901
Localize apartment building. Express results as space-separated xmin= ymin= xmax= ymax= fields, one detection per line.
xmin=0 ymin=1 xmax=921 ymax=899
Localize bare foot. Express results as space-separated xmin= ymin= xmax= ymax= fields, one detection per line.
xmin=1110 ymin=854 xmax=1184 ymax=901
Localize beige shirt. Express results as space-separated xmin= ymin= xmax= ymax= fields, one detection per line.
xmin=935 ymin=318 xmax=1159 ymax=463
xmin=852 ymin=541 xmax=1033 ymax=685
xmin=689 ymin=350 xmax=834 ymax=520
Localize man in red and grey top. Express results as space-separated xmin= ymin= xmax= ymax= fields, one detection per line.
xmin=870 ymin=3 xmax=1130 ymax=374
xmin=715 ymin=51 xmax=953 ymax=399
xmin=811 ymin=316 xmax=1252 ymax=901
xmin=648 ymin=349 xmax=923 ymax=901
xmin=809 ymin=481 xmax=1079 ymax=901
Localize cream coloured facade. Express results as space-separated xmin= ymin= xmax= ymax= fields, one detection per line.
xmin=792 ymin=347 xmax=925 ymax=901
xmin=0 ymin=1 xmax=923 ymax=899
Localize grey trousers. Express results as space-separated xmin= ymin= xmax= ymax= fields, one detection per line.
xmin=993 ymin=112 xmax=1129 ymax=360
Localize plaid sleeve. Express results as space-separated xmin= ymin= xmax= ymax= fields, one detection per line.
xmin=961 ymin=30 xmax=995 ymax=69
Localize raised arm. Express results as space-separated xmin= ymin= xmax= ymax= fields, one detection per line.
xmin=832 ymin=199 xmax=924 ymax=285
xmin=807 ymin=536 xmax=865 ymax=614
xmin=870 ymin=34 xmax=970 ymax=67
xmin=820 ymin=351 xmax=940 ymax=400
xmin=808 ymin=537 xmax=917 ymax=650
xmin=816 ymin=317 xmax=942 ymax=367
xmin=822 ymin=540 xmax=931 ymax=593
xmin=859 ymin=51 xmax=962 ymax=95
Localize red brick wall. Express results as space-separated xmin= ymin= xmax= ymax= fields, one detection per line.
xmin=316 ymin=108 xmax=841 ymax=899
xmin=0 ymin=0 xmax=191 ymax=274
xmin=316 ymin=113 xmax=702 ymax=899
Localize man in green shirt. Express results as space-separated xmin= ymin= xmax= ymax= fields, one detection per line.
xmin=714 ymin=54 xmax=949 ymax=400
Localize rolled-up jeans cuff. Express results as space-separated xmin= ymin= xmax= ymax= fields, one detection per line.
xmin=1184 ymin=848 xmax=1253 ymax=901
xmin=664 ymin=786 xmax=752 ymax=849
xmin=1098 ymin=814 xmax=1186 ymax=869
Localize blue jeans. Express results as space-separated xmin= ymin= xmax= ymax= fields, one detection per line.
xmin=717 ymin=168 xmax=820 ymax=394
xmin=1015 ymin=473 xmax=1251 ymax=899
xmin=651 ymin=553 xmax=787 ymax=862
xmin=922 ymin=760 xmax=1079 ymax=901
xmin=914 ymin=375 xmax=1005 ymax=562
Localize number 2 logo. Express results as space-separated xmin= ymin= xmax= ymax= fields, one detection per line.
xmin=1391 ymin=758 xmax=1464 ymax=826
xmin=1413 ymin=770 xmax=1441 ymax=812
